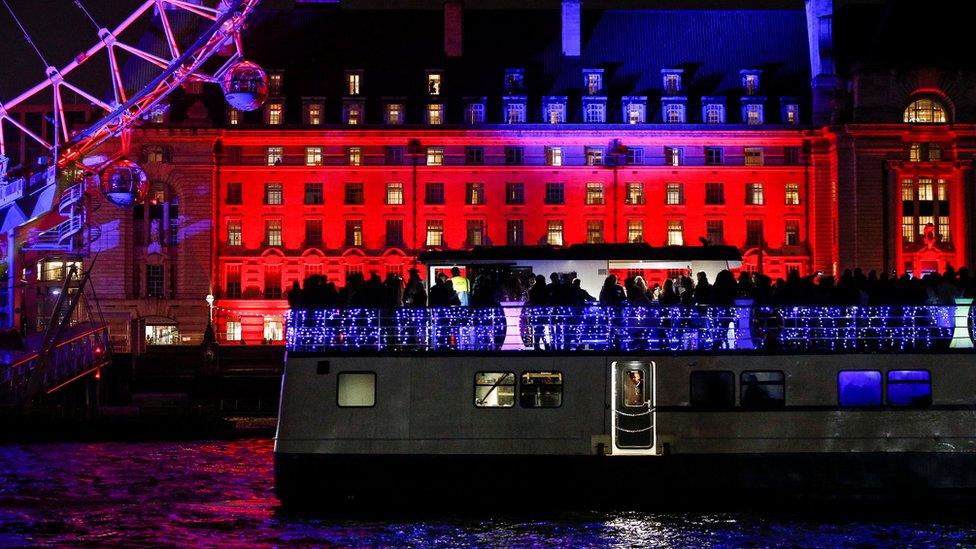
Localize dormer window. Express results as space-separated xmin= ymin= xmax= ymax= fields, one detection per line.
xmin=741 ymin=70 xmax=761 ymax=95
xmin=622 ymin=97 xmax=646 ymax=124
xmin=427 ymin=73 xmax=442 ymax=96
xmin=346 ymin=71 xmax=362 ymax=95
xmin=583 ymin=99 xmax=606 ymax=123
xmin=265 ymin=100 xmax=283 ymax=125
xmin=544 ymin=97 xmax=567 ymax=124
xmin=504 ymin=69 xmax=525 ymax=94
xmin=703 ymin=100 xmax=725 ymax=124
xmin=343 ymin=100 xmax=364 ymax=125
xmin=782 ymin=102 xmax=799 ymax=125
xmin=426 ymin=103 xmax=444 ymax=125
xmin=385 ymin=102 xmax=404 ymax=125
xmin=662 ymin=70 xmax=682 ymax=95
xmin=584 ymin=70 xmax=603 ymax=95
xmin=664 ymin=103 xmax=686 ymax=124
xmin=504 ymin=99 xmax=526 ymax=124
xmin=744 ymin=103 xmax=764 ymax=125
xmin=303 ymin=98 xmax=324 ymax=125
xmin=227 ymin=108 xmax=241 ymax=126
xmin=268 ymin=72 xmax=283 ymax=96
xmin=464 ymin=99 xmax=486 ymax=124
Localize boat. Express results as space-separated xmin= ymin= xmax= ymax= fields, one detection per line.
xmin=274 ymin=246 xmax=976 ymax=507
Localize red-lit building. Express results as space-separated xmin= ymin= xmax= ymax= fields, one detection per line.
xmin=20 ymin=1 xmax=976 ymax=348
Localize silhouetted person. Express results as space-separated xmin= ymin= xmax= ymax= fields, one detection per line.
xmin=404 ymin=269 xmax=427 ymax=308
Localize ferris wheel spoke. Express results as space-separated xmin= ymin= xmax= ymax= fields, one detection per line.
xmin=106 ymin=46 xmax=128 ymax=106
xmin=1 ymin=115 xmax=51 ymax=151
xmin=113 ymin=41 xmax=171 ymax=71
xmin=155 ymin=0 xmax=182 ymax=60
xmin=162 ymin=0 xmax=220 ymax=20
xmin=58 ymin=80 xmax=114 ymax=114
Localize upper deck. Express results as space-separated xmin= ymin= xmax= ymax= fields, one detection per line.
xmin=285 ymin=302 xmax=976 ymax=355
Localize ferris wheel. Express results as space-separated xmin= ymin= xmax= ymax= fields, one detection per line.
xmin=0 ymin=0 xmax=267 ymax=222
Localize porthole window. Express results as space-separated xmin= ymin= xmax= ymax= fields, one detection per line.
xmin=474 ymin=372 xmax=515 ymax=407
xmin=838 ymin=370 xmax=882 ymax=407
xmin=337 ymin=372 xmax=376 ymax=407
xmin=518 ymin=371 xmax=563 ymax=408
xmin=904 ymin=98 xmax=947 ymax=124
xmin=887 ymin=370 xmax=931 ymax=407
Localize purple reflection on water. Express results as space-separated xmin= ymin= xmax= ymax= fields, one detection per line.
xmin=0 ymin=439 xmax=975 ymax=547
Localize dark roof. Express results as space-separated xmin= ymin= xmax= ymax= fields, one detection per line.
xmin=419 ymin=243 xmax=742 ymax=263
xmin=221 ymin=5 xmax=811 ymax=124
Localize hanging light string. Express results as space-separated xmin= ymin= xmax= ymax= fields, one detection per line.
xmin=1 ymin=0 xmax=49 ymax=69
xmin=73 ymin=0 xmax=101 ymax=32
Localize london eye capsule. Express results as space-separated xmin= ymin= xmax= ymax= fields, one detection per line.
xmin=100 ymin=159 xmax=148 ymax=208
xmin=221 ymin=60 xmax=268 ymax=111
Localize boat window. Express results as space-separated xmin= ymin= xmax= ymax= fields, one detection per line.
xmin=690 ymin=371 xmax=734 ymax=408
xmin=740 ymin=371 xmax=785 ymax=408
xmin=887 ymin=370 xmax=931 ymax=407
xmin=475 ymin=372 xmax=515 ymax=407
xmin=838 ymin=370 xmax=882 ymax=407
xmin=519 ymin=371 xmax=563 ymax=408
xmin=337 ymin=372 xmax=376 ymax=407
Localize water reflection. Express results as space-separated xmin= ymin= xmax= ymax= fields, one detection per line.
xmin=0 ymin=439 xmax=975 ymax=547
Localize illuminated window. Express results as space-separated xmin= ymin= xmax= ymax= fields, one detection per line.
xmin=785 ymin=219 xmax=800 ymax=246
xmin=627 ymin=220 xmax=643 ymax=243
xmin=149 ymin=106 xmax=166 ymax=123
xmin=264 ymin=264 xmax=282 ymax=299
xmin=426 ymin=220 xmax=444 ymax=246
xmin=505 ymin=102 xmax=526 ymax=123
xmin=547 ymin=220 xmax=564 ymax=246
xmin=505 ymin=146 xmax=524 ymax=165
xmin=264 ymin=183 xmax=283 ymax=205
xmin=146 ymin=323 xmax=179 ymax=344
xmin=939 ymin=216 xmax=950 ymax=243
xmin=465 ymin=102 xmax=485 ymax=124
xmin=507 ymin=219 xmax=524 ymax=245
xmin=904 ymin=98 xmax=947 ymax=123
xmin=586 ymin=220 xmax=603 ymax=244
xmin=225 ymin=321 xmax=241 ymax=342
xmin=909 ymin=143 xmax=921 ymax=162
xmin=385 ymin=219 xmax=404 ymax=246
xmin=265 ymin=219 xmax=282 ymax=246
xmin=385 ymin=103 xmax=404 ymax=125
xmin=625 ymin=182 xmax=644 ymax=205
xmin=226 ymin=183 xmax=242 ymax=205
xmin=336 ymin=372 xmax=376 ymax=408
xmin=268 ymin=72 xmax=283 ymax=95
xmin=227 ymin=108 xmax=241 ymax=126
xmin=667 ymin=220 xmax=683 ymax=246
xmin=304 ymin=219 xmax=322 ymax=246
xmin=740 ymin=371 xmax=785 ymax=409
xmin=475 ymin=372 xmax=515 ymax=407
xmin=583 ymin=102 xmax=606 ymax=123
xmin=466 ymin=182 xmax=486 ymax=205
xmin=346 ymin=72 xmax=361 ymax=95
xmin=585 ymin=182 xmax=604 ymax=205
xmin=546 ymin=146 xmax=563 ymax=166
xmin=746 ymin=219 xmax=764 ymax=247
xmin=345 ymin=220 xmax=363 ymax=246
xmin=705 ymin=182 xmax=725 ymax=205
xmin=584 ymin=71 xmax=602 ymax=95
xmin=226 ymin=219 xmax=242 ymax=246
xmin=347 ymin=147 xmax=362 ymax=166
xmin=901 ymin=180 xmax=915 ymax=201
xmin=263 ymin=316 xmax=284 ymax=341
xmin=144 ymin=146 xmax=168 ymax=163
xmin=265 ymin=101 xmax=283 ymax=125
xmin=385 ymin=146 xmax=404 ymax=165
xmin=545 ymin=101 xmax=566 ymax=124
xmin=506 ymin=182 xmax=525 ymax=205
xmin=545 ymin=182 xmax=565 ymax=205
xmin=426 ymin=147 xmax=444 ymax=166
xmin=426 ymin=103 xmax=444 ymax=125
xmin=918 ymin=178 xmax=934 ymax=200
xmin=746 ymin=183 xmax=765 ymax=205
xmin=704 ymin=147 xmax=723 ymax=165
xmin=519 ymin=371 xmax=563 ymax=407
xmin=665 ymin=182 xmax=684 ymax=205
xmin=225 ymin=264 xmax=241 ymax=298
xmin=704 ymin=103 xmax=725 ymax=124
xmin=744 ymin=147 xmax=764 ymax=166
xmin=783 ymin=104 xmax=799 ymax=125
xmin=344 ymin=182 xmax=364 ymax=205
xmin=664 ymin=146 xmax=682 ymax=166
xmin=304 ymin=101 xmax=323 ymax=125
xmin=625 ymin=102 xmax=645 ymax=124
xmin=585 ymin=147 xmax=603 ymax=166
xmin=838 ymin=370 xmax=882 ymax=407
xmin=304 ymin=182 xmax=323 ymax=205
xmin=427 ymin=73 xmax=442 ymax=95
xmin=343 ymin=101 xmax=363 ymax=125
xmin=663 ymin=72 xmax=681 ymax=95
xmin=385 ymin=182 xmax=404 ymax=205
xmin=887 ymin=370 xmax=931 ymax=407
xmin=742 ymin=73 xmax=760 ymax=95
xmin=466 ymin=220 xmax=485 ymax=246
xmin=266 ymin=146 xmax=283 ymax=166
xmin=745 ymin=103 xmax=764 ymax=125
xmin=664 ymin=103 xmax=685 ymax=123
xmin=464 ymin=147 xmax=484 ymax=165
xmin=425 ymin=182 xmax=445 ymax=205
xmin=930 ymin=144 xmax=943 ymax=161
xmin=706 ymin=220 xmax=724 ymax=244
xmin=305 ymin=146 xmax=322 ymax=166
xmin=785 ymin=184 xmax=800 ymax=205
xmin=938 ymin=179 xmax=948 ymax=200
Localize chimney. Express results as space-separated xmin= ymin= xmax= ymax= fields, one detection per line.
xmin=562 ymin=0 xmax=581 ymax=57
xmin=444 ymin=0 xmax=463 ymax=58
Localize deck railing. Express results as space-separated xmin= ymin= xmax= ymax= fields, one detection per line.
xmin=286 ymin=302 xmax=976 ymax=353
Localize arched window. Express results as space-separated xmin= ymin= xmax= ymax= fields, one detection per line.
xmin=904 ymin=98 xmax=947 ymax=123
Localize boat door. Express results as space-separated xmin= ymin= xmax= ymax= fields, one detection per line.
xmin=610 ymin=361 xmax=657 ymax=455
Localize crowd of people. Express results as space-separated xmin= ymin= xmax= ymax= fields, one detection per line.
xmin=288 ymin=264 xmax=976 ymax=310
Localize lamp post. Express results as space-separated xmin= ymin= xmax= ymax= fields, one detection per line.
xmin=407 ymin=139 xmax=424 ymax=254
xmin=607 ymin=140 xmax=630 ymax=243
xmin=206 ymin=293 xmax=215 ymax=323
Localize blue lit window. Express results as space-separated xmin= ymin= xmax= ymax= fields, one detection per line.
xmin=887 ymin=370 xmax=931 ymax=407
xmin=838 ymin=370 xmax=882 ymax=407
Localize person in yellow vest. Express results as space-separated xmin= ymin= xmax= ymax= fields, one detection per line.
xmin=450 ymin=267 xmax=470 ymax=306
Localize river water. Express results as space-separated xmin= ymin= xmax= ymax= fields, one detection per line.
xmin=0 ymin=438 xmax=975 ymax=547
